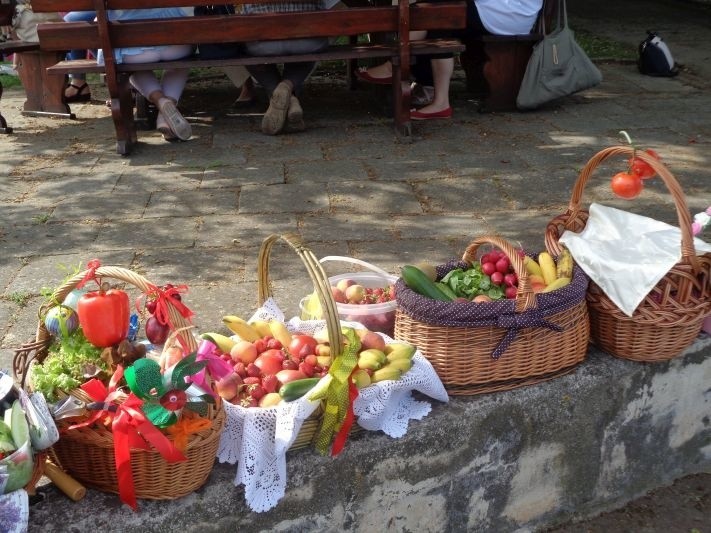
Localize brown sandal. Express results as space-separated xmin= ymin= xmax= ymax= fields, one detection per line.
xmin=64 ymin=82 xmax=91 ymax=103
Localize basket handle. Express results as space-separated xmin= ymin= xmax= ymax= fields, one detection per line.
xmin=14 ymin=266 xmax=198 ymax=388
xmin=461 ymin=235 xmax=538 ymax=312
xmin=319 ymin=256 xmax=394 ymax=283
xmin=546 ymin=145 xmax=699 ymax=272
xmin=257 ymin=234 xmax=345 ymax=357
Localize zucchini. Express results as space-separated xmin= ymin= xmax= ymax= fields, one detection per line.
xmin=279 ymin=377 xmax=321 ymax=402
xmin=435 ymin=282 xmax=457 ymax=300
xmin=401 ymin=265 xmax=452 ymax=301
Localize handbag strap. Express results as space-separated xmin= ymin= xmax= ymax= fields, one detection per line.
xmin=541 ymin=0 xmax=569 ymax=35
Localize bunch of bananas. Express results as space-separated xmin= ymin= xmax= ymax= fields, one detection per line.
xmin=523 ymin=247 xmax=574 ymax=293
xmin=351 ymin=342 xmax=416 ymax=388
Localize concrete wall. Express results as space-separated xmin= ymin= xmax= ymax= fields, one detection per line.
xmin=26 ymin=335 xmax=711 ymax=532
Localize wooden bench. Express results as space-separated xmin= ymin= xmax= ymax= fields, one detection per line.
xmin=31 ymin=0 xmax=467 ymax=154
xmin=459 ymin=0 xmax=558 ymax=112
xmin=0 ymin=1 xmax=73 ymax=132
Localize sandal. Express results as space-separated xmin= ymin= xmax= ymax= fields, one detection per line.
xmin=64 ymin=82 xmax=91 ymax=103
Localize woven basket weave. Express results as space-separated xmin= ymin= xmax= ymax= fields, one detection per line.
xmin=545 ymin=145 xmax=711 ymax=362
xmin=12 ymin=266 xmax=225 ymax=500
xmin=257 ymin=233 xmax=349 ymax=451
xmin=394 ymin=235 xmax=590 ymax=396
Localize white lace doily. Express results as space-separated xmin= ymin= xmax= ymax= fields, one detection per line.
xmin=215 ymin=298 xmax=448 ymax=512
xmin=0 ymin=489 xmax=29 ymax=533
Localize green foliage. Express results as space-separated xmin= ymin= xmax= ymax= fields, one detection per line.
xmin=7 ymin=291 xmax=31 ymax=308
xmin=30 ymin=330 xmax=108 ymax=402
xmin=441 ymin=263 xmax=505 ymax=301
xmin=575 ymin=30 xmax=637 ymax=61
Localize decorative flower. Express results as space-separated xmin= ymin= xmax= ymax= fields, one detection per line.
xmin=124 ymin=353 xmax=213 ymax=428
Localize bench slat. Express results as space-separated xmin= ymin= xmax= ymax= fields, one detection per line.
xmin=44 ymin=39 xmax=465 ymax=75
xmin=0 ymin=41 xmax=40 ymax=54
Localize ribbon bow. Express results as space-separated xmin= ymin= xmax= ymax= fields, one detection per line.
xmin=312 ymin=327 xmax=360 ymax=456
xmin=124 ymin=353 xmax=213 ymax=428
xmin=190 ymin=337 xmax=234 ymax=398
xmin=166 ymin=415 xmax=212 ymax=453
xmin=493 ymin=311 xmax=563 ymax=359
xmin=76 ymin=258 xmax=102 ymax=289
xmin=142 ymin=283 xmax=194 ymax=351
xmin=71 ymin=366 xmax=187 ymax=510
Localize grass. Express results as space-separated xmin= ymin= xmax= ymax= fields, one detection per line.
xmin=32 ymin=214 xmax=51 ymax=225
xmin=0 ymin=62 xmax=21 ymax=89
xmin=575 ymin=30 xmax=637 ymax=61
xmin=7 ymin=291 xmax=32 ymax=308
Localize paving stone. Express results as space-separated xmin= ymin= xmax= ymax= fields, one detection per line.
xmin=197 ymin=214 xmax=299 ymax=249
xmin=145 ymin=189 xmax=240 ymax=218
xmin=91 ymin=217 xmax=199 ymax=251
xmin=238 ymin=182 xmax=329 ymax=214
xmin=328 ymin=180 xmax=423 ymax=214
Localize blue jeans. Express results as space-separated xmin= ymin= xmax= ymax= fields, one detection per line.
xmin=63 ymin=11 xmax=96 ymax=80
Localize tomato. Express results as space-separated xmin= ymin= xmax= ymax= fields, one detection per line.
xmin=611 ymin=172 xmax=643 ymax=199
xmin=629 ymin=149 xmax=660 ymax=180
xmin=77 ymin=288 xmax=129 ymax=347
xmin=254 ymin=349 xmax=285 ymax=375
xmin=288 ymin=334 xmax=318 ymax=358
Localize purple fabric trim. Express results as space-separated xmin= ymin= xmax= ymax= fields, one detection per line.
xmin=396 ymin=256 xmax=589 ymax=359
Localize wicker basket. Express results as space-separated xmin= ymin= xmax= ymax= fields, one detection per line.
xmin=257 ymin=233 xmax=349 ymax=451
xmin=394 ymin=236 xmax=590 ymax=396
xmin=545 ymin=145 xmax=711 ymax=362
xmin=12 ymin=266 xmax=225 ymax=500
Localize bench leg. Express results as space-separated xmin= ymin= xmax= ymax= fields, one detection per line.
xmin=0 ymin=80 xmax=12 ymax=134
xmin=480 ymin=41 xmax=535 ymax=112
xmin=15 ymin=51 xmax=74 ymax=118
xmin=107 ymin=73 xmax=138 ymax=155
xmin=390 ymin=62 xmax=412 ymax=138
xmin=460 ymin=39 xmax=489 ymax=97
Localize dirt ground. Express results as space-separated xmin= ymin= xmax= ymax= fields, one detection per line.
xmin=547 ymin=472 xmax=711 ymax=533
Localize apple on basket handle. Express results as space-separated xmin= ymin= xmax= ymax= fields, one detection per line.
xmin=76 ymin=282 xmax=130 ymax=348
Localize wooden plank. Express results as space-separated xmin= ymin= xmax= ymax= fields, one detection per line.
xmin=0 ymin=41 xmax=40 ymax=54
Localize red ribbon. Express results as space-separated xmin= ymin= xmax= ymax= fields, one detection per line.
xmin=143 ymin=283 xmax=195 ymax=350
xmin=76 ymin=259 xmax=102 ymax=289
xmin=69 ymin=366 xmax=187 ymax=510
xmin=330 ymin=371 xmax=360 ymax=457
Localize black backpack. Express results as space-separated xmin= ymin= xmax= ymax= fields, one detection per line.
xmin=638 ymin=31 xmax=679 ymax=77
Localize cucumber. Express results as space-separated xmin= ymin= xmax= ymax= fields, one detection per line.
xmin=401 ymin=265 xmax=452 ymax=301
xmin=9 ymin=400 xmax=30 ymax=448
xmin=435 ymin=282 xmax=457 ymax=300
xmin=279 ymin=378 xmax=321 ymax=402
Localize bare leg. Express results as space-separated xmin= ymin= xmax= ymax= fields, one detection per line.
xmin=416 ymin=57 xmax=453 ymax=114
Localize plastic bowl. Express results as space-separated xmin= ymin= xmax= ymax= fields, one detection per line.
xmin=300 ymin=272 xmax=398 ymax=336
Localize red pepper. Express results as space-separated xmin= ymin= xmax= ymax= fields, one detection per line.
xmin=77 ymin=288 xmax=130 ymax=347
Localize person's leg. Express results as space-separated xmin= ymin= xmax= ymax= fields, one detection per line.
xmin=63 ymin=11 xmax=96 ymax=100
xmin=411 ymin=57 xmax=453 ymax=119
xmin=223 ymin=66 xmax=255 ymax=104
xmin=357 ymin=30 xmax=427 ymax=83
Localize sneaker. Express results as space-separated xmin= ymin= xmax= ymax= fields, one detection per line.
xmin=285 ymin=95 xmax=305 ymax=132
xmin=156 ymin=112 xmax=178 ymax=141
xmin=261 ymin=81 xmax=292 ymax=135
xmin=157 ymin=98 xmax=191 ymax=141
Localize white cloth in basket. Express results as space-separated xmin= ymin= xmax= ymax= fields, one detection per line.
xmin=560 ymin=204 xmax=711 ymax=316
xmin=216 ymin=298 xmax=448 ymax=512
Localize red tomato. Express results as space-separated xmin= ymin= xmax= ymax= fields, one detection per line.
xmin=76 ymin=289 xmax=129 ymax=347
xmin=611 ymin=172 xmax=643 ymax=199
xmin=288 ymin=334 xmax=318 ymax=358
xmin=254 ymin=349 xmax=285 ymax=375
xmin=628 ymin=149 xmax=660 ymax=180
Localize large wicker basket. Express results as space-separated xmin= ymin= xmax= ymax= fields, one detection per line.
xmin=545 ymin=145 xmax=711 ymax=362
xmin=256 ymin=233 xmax=349 ymax=451
xmin=13 ymin=266 xmax=225 ymax=500
xmin=394 ymin=235 xmax=590 ymax=396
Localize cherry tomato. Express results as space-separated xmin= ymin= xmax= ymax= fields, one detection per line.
xmin=611 ymin=172 xmax=643 ymax=199
xmin=628 ymin=149 xmax=660 ymax=180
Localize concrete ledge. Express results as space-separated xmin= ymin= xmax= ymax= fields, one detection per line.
xmin=27 ymin=335 xmax=711 ymax=532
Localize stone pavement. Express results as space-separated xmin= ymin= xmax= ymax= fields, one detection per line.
xmin=0 ymin=0 xmax=710 ymax=530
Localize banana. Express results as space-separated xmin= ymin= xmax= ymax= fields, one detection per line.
xmin=359 ymin=348 xmax=386 ymax=364
xmin=555 ymin=247 xmax=574 ymax=280
xmin=385 ymin=358 xmax=412 ymax=373
xmin=542 ymin=277 xmax=571 ymax=293
xmin=371 ymin=366 xmax=402 ymax=383
xmin=222 ymin=315 xmax=261 ymax=342
xmin=538 ymin=252 xmax=557 ymax=286
xmin=269 ymin=320 xmax=293 ymax=348
xmin=352 ymin=369 xmax=372 ymax=389
xmin=200 ymin=332 xmax=236 ymax=354
xmin=249 ymin=320 xmax=272 ymax=338
xmin=357 ymin=353 xmax=383 ymax=370
xmin=524 ymin=256 xmax=544 ymax=277
xmin=384 ymin=343 xmax=416 ymax=361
